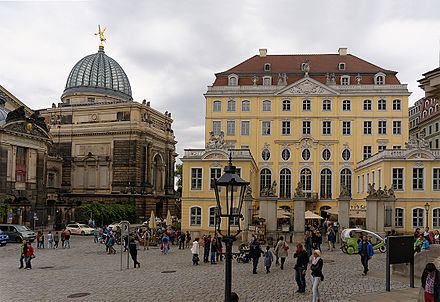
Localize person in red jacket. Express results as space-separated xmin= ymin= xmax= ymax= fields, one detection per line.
xmin=25 ymin=242 xmax=34 ymax=269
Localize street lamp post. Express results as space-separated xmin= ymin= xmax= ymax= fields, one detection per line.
xmin=214 ymin=155 xmax=249 ymax=302
xmin=425 ymin=202 xmax=431 ymax=229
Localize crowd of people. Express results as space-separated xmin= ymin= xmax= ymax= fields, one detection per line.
xmin=414 ymin=227 xmax=440 ymax=253
xmin=35 ymin=230 xmax=71 ymax=249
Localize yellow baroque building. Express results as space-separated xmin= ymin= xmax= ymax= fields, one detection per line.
xmin=182 ymin=48 xmax=421 ymax=237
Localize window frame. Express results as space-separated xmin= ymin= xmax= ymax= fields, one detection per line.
xmin=282 ymin=99 xmax=291 ymax=112
xmin=392 ymin=120 xmax=402 ymax=135
xmin=226 ymin=120 xmax=236 ymax=136
xmin=341 ymin=75 xmax=350 ymax=85
xmin=378 ymin=120 xmax=387 ymax=135
xmin=209 ymin=167 xmax=222 ymax=190
xmin=412 ymin=207 xmax=425 ymax=229
xmin=378 ymin=99 xmax=387 ymax=111
xmin=262 ymin=76 xmax=272 ymax=86
xmin=212 ymin=100 xmax=222 ymax=112
xmin=363 ymin=145 xmax=372 ymax=160
xmin=262 ymin=100 xmax=272 ymax=112
xmin=392 ymin=99 xmax=402 ymax=111
xmin=241 ymin=100 xmax=251 ymax=112
xmin=363 ymin=120 xmax=373 ymax=135
xmin=302 ymin=120 xmax=311 ymax=135
xmin=240 ymin=120 xmax=250 ymax=136
xmin=302 ymin=99 xmax=311 ymax=111
xmin=433 ymin=208 xmax=440 ymax=229
xmin=395 ymin=207 xmax=405 ymax=229
xmin=322 ymin=99 xmax=332 ymax=111
xmin=262 ymin=121 xmax=271 ymax=136
xmin=189 ymin=206 xmax=202 ymax=227
xmin=391 ymin=167 xmax=405 ymax=191
xmin=212 ymin=120 xmax=221 ymax=136
xmin=227 ymin=99 xmax=236 ymax=112
xmin=433 ymin=167 xmax=440 ymax=191
xmin=342 ymin=120 xmax=351 ymax=136
xmin=342 ymin=148 xmax=351 ymax=161
xmin=342 ymin=99 xmax=351 ymax=111
xmin=279 ymin=168 xmax=292 ymax=199
xmin=300 ymin=168 xmax=313 ymax=192
xmin=363 ymin=99 xmax=372 ymax=111
xmin=412 ymin=167 xmax=425 ymax=191
xmin=259 ymin=168 xmax=272 ymax=195
xmin=322 ymin=120 xmax=332 ymax=135
xmin=190 ymin=168 xmax=203 ymax=191
xmin=281 ymin=120 xmax=291 ymax=136
xmin=322 ymin=148 xmax=331 ymax=161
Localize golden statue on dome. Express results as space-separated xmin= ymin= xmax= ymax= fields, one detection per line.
xmin=95 ymin=25 xmax=106 ymax=48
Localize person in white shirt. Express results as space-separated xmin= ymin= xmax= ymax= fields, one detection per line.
xmin=191 ymin=238 xmax=200 ymax=265
xmin=47 ymin=231 xmax=53 ymax=249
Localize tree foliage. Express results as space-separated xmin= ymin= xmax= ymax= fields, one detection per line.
xmin=0 ymin=203 xmax=10 ymax=221
xmin=75 ymin=203 xmax=136 ymax=226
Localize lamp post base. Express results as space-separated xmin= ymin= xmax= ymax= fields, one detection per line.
xmin=222 ymin=235 xmax=236 ymax=302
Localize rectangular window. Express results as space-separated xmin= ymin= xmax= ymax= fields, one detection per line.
xmin=362 ymin=175 xmax=365 ymax=193
xmin=322 ymin=100 xmax=331 ymax=111
xmin=392 ymin=168 xmax=404 ymax=190
xmin=213 ymin=101 xmax=222 ymax=112
xmin=378 ymin=145 xmax=386 ymax=152
xmin=190 ymin=207 xmax=202 ymax=226
xmin=341 ymin=77 xmax=349 ymax=85
xmin=393 ymin=145 xmax=402 ymax=149
xmin=241 ymin=100 xmax=250 ymax=112
xmin=263 ymin=77 xmax=271 ymax=86
xmin=395 ymin=208 xmax=404 ymax=228
xmin=363 ymin=100 xmax=372 ymax=111
xmin=393 ymin=99 xmax=401 ymax=111
xmin=282 ymin=100 xmax=291 ymax=111
xmin=302 ymin=120 xmax=311 ymax=135
xmin=262 ymin=121 xmax=271 ymax=136
xmin=282 ymin=121 xmax=291 ymax=135
xmin=322 ymin=120 xmax=331 ymax=135
xmin=48 ymin=173 xmax=55 ymax=188
xmin=212 ymin=121 xmax=221 ymax=136
xmin=342 ymin=100 xmax=351 ymax=111
xmin=226 ymin=121 xmax=235 ymax=136
xmin=117 ymin=111 xmax=130 ymax=121
xmin=412 ymin=167 xmax=424 ymax=190
xmin=209 ymin=207 xmax=220 ymax=227
xmin=378 ymin=169 xmax=382 ymax=188
xmin=342 ymin=121 xmax=351 ymax=135
xmin=241 ymin=121 xmax=250 ymax=136
xmin=210 ymin=168 xmax=222 ymax=190
xmin=190 ymin=168 xmax=202 ymax=190
xmin=433 ymin=168 xmax=440 ymax=191
xmin=363 ymin=121 xmax=372 ymax=135
xmin=357 ymin=175 xmax=360 ymax=193
xmin=378 ymin=120 xmax=387 ymax=135
xmin=363 ymin=146 xmax=372 ymax=160
xmin=393 ymin=121 xmax=402 ymax=135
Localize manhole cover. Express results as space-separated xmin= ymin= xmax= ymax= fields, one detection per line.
xmin=161 ymin=270 xmax=176 ymax=273
xmin=39 ymin=266 xmax=54 ymax=269
xmin=323 ymin=259 xmax=335 ymax=263
xmin=67 ymin=293 xmax=91 ymax=298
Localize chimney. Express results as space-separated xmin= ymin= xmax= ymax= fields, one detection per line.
xmin=259 ymin=48 xmax=267 ymax=57
xmin=338 ymin=47 xmax=347 ymax=56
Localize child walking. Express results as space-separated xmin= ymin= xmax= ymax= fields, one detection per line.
xmin=263 ymin=245 xmax=273 ymax=273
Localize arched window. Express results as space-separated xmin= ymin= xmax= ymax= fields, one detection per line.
xmin=300 ymin=168 xmax=312 ymax=192
xmin=378 ymin=99 xmax=387 ymax=111
xmin=412 ymin=208 xmax=424 ymax=229
xmin=302 ymin=99 xmax=311 ymax=111
xmin=282 ymin=99 xmax=291 ymax=111
xmin=363 ymin=99 xmax=372 ymax=111
xmin=241 ymin=100 xmax=250 ymax=112
xmin=342 ymin=99 xmax=351 ymax=111
xmin=260 ymin=168 xmax=272 ymax=194
xmin=228 ymin=75 xmax=238 ymax=86
xmin=376 ymin=76 xmax=384 ymax=85
xmin=340 ymin=168 xmax=352 ymax=195
xmin=264 ymin=63 xmax=271 ymax=71
xmin=279 ymin=168 xmax=292 ymax=198
xmin=213 ymin=100 xmax=222 ymax=112
xmin=262 ymin=100 xmax=272 ymax=112
xmin=322 ymin=99 xmax=331 ymax=111
xmin=430 ymin=108 xmax=433 ymax=115
xmin=227 ymin=100 xmax=236 ymax=112
xmin=190 ymin=206 xmax=202 ymax=226
xmin=320 ymin=168 xmax=332 ymax=199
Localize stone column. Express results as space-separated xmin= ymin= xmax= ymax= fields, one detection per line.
xmin=293 ymin=197 xmax=307 ymax=244
xmin=366 ymin=197 xmax=378 ymax=233
xmin=259 ymin=196 xmax=278 ymax=232
xmin=338 ymin=196 xmax=350 ymax=230
xmin=242 ymin=195 xmax=253 ymax=242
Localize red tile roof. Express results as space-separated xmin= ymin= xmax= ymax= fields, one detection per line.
xmin=213 ymin=53 xmax=401 ymax=86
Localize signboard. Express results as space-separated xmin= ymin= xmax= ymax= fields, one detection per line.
xmin=386 ymin=235 xmax=414 ymax=291
xmin=8 ymin=213 xmax=12 ymax=220
xmin=33 ymin=212 xmax=38 ymax=220
xmin=120 ymin=221 xmax=130 ymax=237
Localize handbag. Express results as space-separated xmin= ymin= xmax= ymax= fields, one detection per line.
xmin=283 ymin=242 xmax=289 ymax=251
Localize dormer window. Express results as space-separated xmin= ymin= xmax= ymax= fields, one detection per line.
xmin=338 ymin=62 xmax=346 ymax=70
xmin=264 ymin=63 xmax=271 ymax=71
xmin=262 ymin=76 xmax=272 ymax=86
xmin=374 ymin=72 xmax=386 ymax=85
xmin=341 ymin=75 xmax=350 ymax=85
xmin=228 ymin=74 xmax=238 ymax=86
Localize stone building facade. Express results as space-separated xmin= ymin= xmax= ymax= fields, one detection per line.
xmin=40 ymin=44 xmax=178 ymax=222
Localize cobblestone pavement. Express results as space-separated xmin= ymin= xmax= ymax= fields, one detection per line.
xmin=0 ymin=237 xmax=409 ymax=302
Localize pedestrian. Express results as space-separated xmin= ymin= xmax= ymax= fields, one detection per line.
xmin=186 ymin=231 xmax=191 ymax=248
xmin=421 ymin=262 xmax=440 ymax=302
xmin=263 ymin=245 xmax=273 ymax=273
xmin=179 ymin=232 xmax=186 ymax=249
xmin=54 ymin=232 xmax=59 ymax=249
xmin=358 ymin=235 xmax=374 ymax=276
xmin=61 ymin=230 xmax=66 ymax=248
xmin=414 ymin=228 xmax=421 ymax=240
xmin=161 ymin=233 xmax=169 ymax=255
xmin=129 ymin=238 xmax=140 ymax=268
xmin=275 ymin=236 xmax=289 ymax=270
xmin=249 ymin=238 xmax=263 ymax=274
xmin=203 ymin=235 xmax=211 ymax=263
xmin=19 ymin=239 xmax=27 ymax=269
xmin=123 ymin=236 xmax=129 ymax=252
xmin=415 ymin=234 xmax=424 ymax=253
xmin=315 ymin=231 xmax=322 ymax=251
xmin=305 ymin=231 xmax=313 ymax=257
xmin=142 ymin=230 xmax=150 ymax=250
xmin=93 ymin=228 xmax=98 ymax=243
xmin=294 ymin=243 xmax=309 ymax=293
xmin=191 ymin=238 xmax=200 ymax=265
xmin=36 ymin=232 xmax=41 ymax=249
xmin=107 ymin=233 xmax=116 ymax=254
xmin=216 ymin=235 xmax=223 ymax=262
xmin=25 ymin=241 xmax=34 ymax=270
xmin=274 ymin=237 xmax=280 ymax=265
xmin=210 ymin=237 xmax=218 ymax=264
xmin=310 ymin=250 xmax=324 ymax=302
xmin=435 ymin=231 xmax=440 ymax=244
xmin=327 ymin=227 xmax=336 ymax=251
xmin=39 ymin=232 xmax=45 ymax=249
xmin=423 ymin=237 xmax=431 ymax=251
xmin=47 ymin=231 xmax=53 ymax=249
xmin=65 ymin=230 xmax=71 ymax=248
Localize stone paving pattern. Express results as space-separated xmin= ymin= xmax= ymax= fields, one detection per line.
xmin=0 ymin=237 xmax=409 ymax=301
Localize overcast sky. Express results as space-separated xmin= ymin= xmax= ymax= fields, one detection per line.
xmin=1 ymin=0 xmax=439 ymax=161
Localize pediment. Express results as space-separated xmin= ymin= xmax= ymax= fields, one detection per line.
xmin=3 ymin=121 xmax=51 ymax=140
xmin=406 ymin=150 xmax=435 ymax=160
xmin=275 ymin=77 xmax=339 ymax=96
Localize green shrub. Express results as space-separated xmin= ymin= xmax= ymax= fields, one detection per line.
xmin=75 ymin=203 xmax=135 ymax=226
xmin=0 ymin=203 xmax=10 ymax=221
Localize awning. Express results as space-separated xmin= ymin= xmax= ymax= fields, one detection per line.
xmin=324 ymin=207 xmax=366 ymax=218
xmin=305 ymin=210 xmax=323 ymax=220
xmin=277 ymin=208 xmax=291 ymax=219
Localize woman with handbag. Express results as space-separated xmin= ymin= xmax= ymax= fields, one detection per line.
xmin=275 ymin=236 xmax=289 ymax=270
xmin=191 ymin=238 xmax=200 ymax=265
xmin=310 ymin=250 xmax=324 ymax=302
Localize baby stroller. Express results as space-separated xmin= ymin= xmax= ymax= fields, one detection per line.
xmin=235 ymin=243 xmax=250 ymax=263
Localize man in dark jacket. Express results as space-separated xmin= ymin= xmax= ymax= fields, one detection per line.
xmin=128 ymin=238 xmax=140 ymax=268
xmin=203 ymin=235 xmax=211 ymax=263
xmin=216 ymin=234 xmax=223 ymax=262
xmin=293 ymin=243 xmax=309 ymax=293
xmin=421 ymin=262 xmax=440 ymax=302
xmin=358 ymin=235 xmax=374 ymax=275
xmin=249 ymin=239 xmax=263 ymax=274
